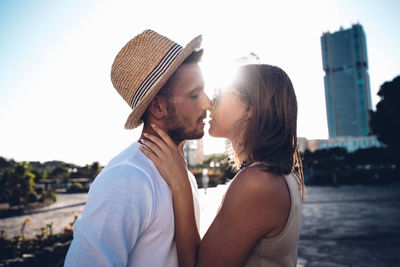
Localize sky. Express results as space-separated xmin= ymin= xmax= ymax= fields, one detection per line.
xmin=0 ymin=0 xmax=399 ymax=166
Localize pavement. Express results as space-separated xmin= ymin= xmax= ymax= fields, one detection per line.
xmin=198 ymin=184 xmax=400 ymax=267
xmin=296 ymin=185 xmax=400 ymax=267
xmin=0 ymin=193 xmax=86 ymax=238
xmin=1 ymin=184 xmax=399 ymax=267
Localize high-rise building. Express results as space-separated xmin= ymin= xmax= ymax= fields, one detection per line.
xmin=321 ymin=24 xmax=372 ymax=137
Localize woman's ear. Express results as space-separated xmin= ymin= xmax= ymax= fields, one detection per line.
xmin=148 ymin=96 xmax=168 ymax=119
xmin=245 ymin=106 xmax=253 ymax=120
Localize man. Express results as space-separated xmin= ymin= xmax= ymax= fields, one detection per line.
xmin=65 ymin=29 xmax=211 ymax=266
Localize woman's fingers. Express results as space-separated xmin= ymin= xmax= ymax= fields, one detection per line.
xmin=140 ymin=138 xmax=165 ymax=160
xmin=139 ymin=145 xmax=160 ymax=164
xmin=140 ymin=129 xmax=191 ymax=190
xmin=151 ymin=124 xmax=176 ymax=148
xmin=143 ymin=132 xmax=169 ymax=151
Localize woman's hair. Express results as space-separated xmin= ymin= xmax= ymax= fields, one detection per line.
xmin=231 ymin=64 xmax=306 ymax=198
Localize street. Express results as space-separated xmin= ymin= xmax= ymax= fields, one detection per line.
xmin=1 ymin=184 xmax=399 ymax=266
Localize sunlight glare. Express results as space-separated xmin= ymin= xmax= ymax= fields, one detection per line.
xmin=200 ymin=57 xmax=240 ymax=100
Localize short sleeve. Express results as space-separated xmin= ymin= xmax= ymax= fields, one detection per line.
xmin=64 ymin=165 xmax=154 ymax=267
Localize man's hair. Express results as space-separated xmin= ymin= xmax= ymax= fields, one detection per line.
xmin=141 ymin=49 xmax=204 ymax=122
xmin=182 ymin=49 xmax=203 ymax=64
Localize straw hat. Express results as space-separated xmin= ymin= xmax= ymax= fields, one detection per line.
xmin=111 ymin=29 xmax=202 ymax=129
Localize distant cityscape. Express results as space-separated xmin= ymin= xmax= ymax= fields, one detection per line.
xmin=184 ymin=23 xmax=384 ymax=166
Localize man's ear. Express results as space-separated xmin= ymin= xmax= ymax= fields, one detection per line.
xmin=148 ymin=96 xmax=168 ymax=119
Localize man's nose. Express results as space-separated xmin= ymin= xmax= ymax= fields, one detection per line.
xmin=200 ymin=91 xmax=212 ymax=110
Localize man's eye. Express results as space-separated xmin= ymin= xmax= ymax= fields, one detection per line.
xmin=191 ymin=95 xmax=199 ymax=99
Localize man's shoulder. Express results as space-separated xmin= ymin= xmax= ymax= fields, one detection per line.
xmin=105 ymin=142 xmax=144 ymax=167
xmin=86 ymin=159 xmax=157 ymax=210
xmin=92 ymin=141 xmax=161 ymax=190
xmin=104 ymin=142 xmax=152 ymax=171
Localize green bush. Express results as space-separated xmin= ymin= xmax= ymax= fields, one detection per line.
xmin=35 ymin=187 xmax=44 ymax=195
xmin=39 ymin=189 xmax=57 ymax=202
xmin=68 ymin=183 xmax=86 ymax=193
xmin=28 ymin=192 xmax=37 ymax=203
xmin=0 ymin=163 xmax=36 ymax=205
xmin=0 ymin=215 xmax=78 ymax=261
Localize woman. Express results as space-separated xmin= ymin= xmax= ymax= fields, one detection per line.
xmin=140 ymin=64 xmax=306 ymax=267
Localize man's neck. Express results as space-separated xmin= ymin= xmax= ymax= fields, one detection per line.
xmin=141 ymin=123 xmax=183 ymax=146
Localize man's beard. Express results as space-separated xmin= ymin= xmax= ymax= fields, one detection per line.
xmin=165 ymin=103 xmax=205 ymax=142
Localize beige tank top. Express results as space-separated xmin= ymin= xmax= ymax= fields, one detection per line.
xmin=243 ymin=163 xmax=303 ymax=267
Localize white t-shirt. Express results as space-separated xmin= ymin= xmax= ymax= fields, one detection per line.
xmin=64 ymin=142 xmax=200 ymax=267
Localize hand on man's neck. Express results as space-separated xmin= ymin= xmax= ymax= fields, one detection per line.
xmin=140 ymin=122 xmax=184 ymax=146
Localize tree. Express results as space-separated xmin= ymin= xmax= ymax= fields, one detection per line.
xmin=89 ymin=162 xmax=101 ymax=179
xmin=0 ymin=163 xmax=36 ymax=205
xmin=370 ymin=76 xmax=400 ymax=151
xmin=304 ymin=148 xmax=347 ymax=185
xmin=49 ymin=166 xmax=69 ymax=189
xmin=0 ymin=157 xmax=12 ymax=169
xmin=31 ymin=168 xmax=47 ymax=183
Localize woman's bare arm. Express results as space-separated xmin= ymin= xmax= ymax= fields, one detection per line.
xmin=140 ymin=124 xmax=290 ymax=267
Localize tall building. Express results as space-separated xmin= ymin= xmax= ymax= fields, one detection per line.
xmin=321 ymin=24 xmax=372 ymax=137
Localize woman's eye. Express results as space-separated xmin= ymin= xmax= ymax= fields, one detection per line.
xmin=191 ymin=95 xmax=199 ymax=99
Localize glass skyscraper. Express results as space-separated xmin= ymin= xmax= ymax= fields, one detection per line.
xmin=321 ymin=24 xmax=372 ymax=138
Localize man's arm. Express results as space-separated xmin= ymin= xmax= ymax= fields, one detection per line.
xmin=64 ymin=166 xmax=154 ymax=266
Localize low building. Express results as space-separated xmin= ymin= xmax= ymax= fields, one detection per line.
xmin=303 ymin=135 xmax=384 ymax=153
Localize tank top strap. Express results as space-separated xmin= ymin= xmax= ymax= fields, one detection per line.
xmin=247 ymin=161 xmax=265 ymax=168
xmin=235 ymin=161 xmax=266 ymax=176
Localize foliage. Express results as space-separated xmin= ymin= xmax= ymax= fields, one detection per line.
xmin=20 ymin=218 xmax=31 ymax=240
xmin=67 ymin=182 xmax=88 ymax=193
xmin=189 ymin=153 xmax=238 ymax=188
xmin=69 ymin=161 xmax=102 ymax=179
xmin=0 ymin=215 xmax=78 ymax=261
xmin=0 ymin=157 xmax=103 ymax=204
xmin=28 ymin=160 xmax=77 ymax=182
xmin=49 ymin=166 xmax=69 ymax=178
xmin=39 ymin=189 xmax=57 ymax=202
xmin=301 ymin=76 xmax=400 ymax=185
xmin=0 ymin=163 xmax=37 ymax=205
xmin=0 ymin=162 xmax=57 ymax=206
xmin=89 ymin=162 xmax=101 ymax=179
xmin=0 ymin=157 xmax=14 ymax=170
xmin=31 ymin=167 xmax=47 ymax=183
xmin=370 ymin=76 xmax=400 ymax=153
xmin=202 ymin=154 xmax=227 ymax=168
xmin=302 ymin=147 xmax=398 ymax=186
xmin=192 ymin=169 xmax=225 ymax=188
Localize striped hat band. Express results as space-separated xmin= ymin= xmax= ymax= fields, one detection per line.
xmin=110 ymin=29 xmax=202 ymax=129
xmin=130 ymin=44 xmax=182 ymax=108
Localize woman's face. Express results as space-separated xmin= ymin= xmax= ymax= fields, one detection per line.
xmin=208 ymin=85 xmax=249 ymax=140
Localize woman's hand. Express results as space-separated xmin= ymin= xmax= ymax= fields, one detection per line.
xmin=139 ymin=124 xmax=190 ymax=192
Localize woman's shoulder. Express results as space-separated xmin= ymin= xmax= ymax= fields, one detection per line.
xmin=230 ymin=164 xmax=287 ymax=197
xmin=220 ymin=163 xmax=291 ymax=237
